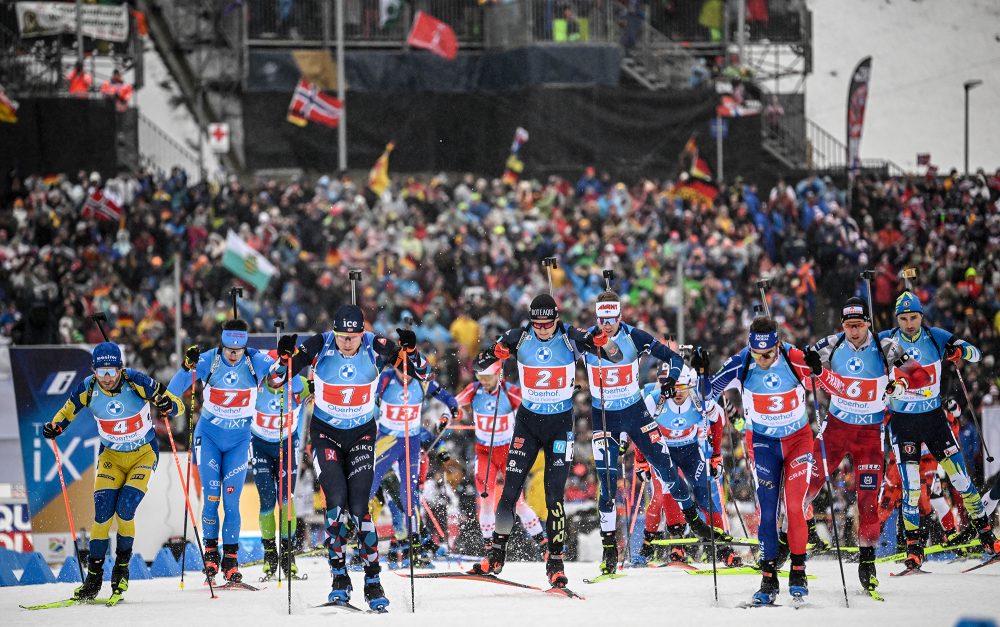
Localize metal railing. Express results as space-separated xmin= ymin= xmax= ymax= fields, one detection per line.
xmin=138 ymin=113 xmax=201 ymax=182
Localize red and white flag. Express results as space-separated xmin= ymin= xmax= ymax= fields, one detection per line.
xmin=406 ymin=11 xmax=457 ymax=60
xmin=81 ymin=189 xmax=122 ymax=222
xmin=287 ymin=79 xmax=342 ymax=128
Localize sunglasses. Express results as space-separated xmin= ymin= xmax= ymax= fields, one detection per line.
xmin=95 ymin=367 xmax=119 ymax=377
xmin=531 ymin=320 xmax=556 ymax=330
xmin=222 ymin=345 xmax=246 ymax=352
xmin=750 ymin=349 xmax=776 ymax=361
xmin=598 ymin=317 xmax=620 ymax=326
xmin=334 ymin=331 xmax=363 ymax=339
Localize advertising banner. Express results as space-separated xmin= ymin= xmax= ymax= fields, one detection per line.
xmin=16 ymin=2 xmax=130 ymax=42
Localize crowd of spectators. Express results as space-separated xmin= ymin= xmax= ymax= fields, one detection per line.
xmin=3 ymin=161 xmax=1000 ymax=547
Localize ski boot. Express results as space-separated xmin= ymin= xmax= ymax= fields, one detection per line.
xmin=386 ymin=538 xmax=401 ymax=570
xmin=718 ymin=545 xmax=742 ymax=568
xmin=532 ymin=532 xmax=549 ymax=560
xmin=858 ymin=546 xmax=878 ymax=591
xmin=221 ymin=543 xmax=242 ymax=583
xmin=903 ymin=529 xmax=925 ymax=572
xmin=944 ymin=524 xmax=976 ymax=547
xmin=775 ymin=530 xmax=790 ymax=569
xmin=109 ymin=549 xmax=130 ymax=601
xmin=806 ymin=518 xmax=831 ymax=553
xmin=634 ymin=530 xmax=660 ymax=566
xmin=788 ymin=553 xmax=808 ymax=600
xmin=752 ymin=559 xmax=779 ymax=606
xmin=669 ymin=545 xmax=688 ymax=563
xmin=546 ymin=552 xmax=568 ymax=588
xmin=328 ymin=558 xmax=353 ymax=604
xmin=202 ymin=540 xmax=221 ymax=581
xmin=599 ymin=531 xmax=618 ymax=576
xmin=470 ymin=534 xmax=507 ymax=575
xmin=363 ymin=563 xmax=389 ymax=612
xmin=348 ymin=548 xmax=365 ymax=572
xmin=683 ymin=506 xmax=732 ymax=543
xmin=261 ymin=538 xmax=279 ymax=580
xmin=972 ymin=516 xmax=1000 ymax=554
xmin=74 ymin=557 xmax=105 ymax=600
xmin=280 ymin=538 xmax=299 ymax=579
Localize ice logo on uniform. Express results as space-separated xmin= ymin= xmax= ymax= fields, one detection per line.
xmin=339 ymin=364 xmax=356 ymax=380
xmin=536 ymin=347 xmax=552 ymax=363
xmin=906 ymin=347 xmax=921 ymax=361
xmin=763 ymin=373 xmax=781 ymax=389
xmin=224 ymin=371 xmax=239 ymax=386
xmin=107 ymin=400 xmax=124 ymax=416
xmin=267 ymin=398 xmax=281 ymax=412
xmin=847 ymin=357 xmax=864 ymax=374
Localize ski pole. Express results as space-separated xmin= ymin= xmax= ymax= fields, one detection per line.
xmin=952 ymin=366 xmax=994 ymax=462
xmin=285 ymin=355 xmax=294 ymax=614
xmin=274 ymin=319 xmax=285 ymax=589
xmin=542 ymin=257 xmax=558 ymax=295
xmin=808 ymin=374 xmax=849 ymax=608
xmin=693 ymin=380 xmax=718 ymax=603
xmin=180 ymin=365 xmax=197 ymax=587
xmin=400 ymin=345 xmax=416 ymax=613
xmin=229 ymin=287 xmax=243 ymax=319
xmin=755 ymin=279 xmax=771 ymax=319
xmin=163 ymin=408 xmax=217 ymax=598
xmin=51 ymin=439 xmax=85 ymax=584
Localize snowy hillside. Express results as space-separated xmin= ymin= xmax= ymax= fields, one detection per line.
xmin=807 ymin=0 xmax=1000 ymax=172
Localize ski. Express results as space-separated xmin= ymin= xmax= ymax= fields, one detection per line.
xmin=790 ymin=595 xmax=809 ymax=609
xmin=20 ymin=597 xmax=113 ymax=610
xmin=686 ymin=567 xmax=816 ymax=579
xmin=312 ymin=600 xmax=373 ymax=613
xmin=889 ymin=566 xmax=930 ymax=577
xmin=545 ymin=587 xmax=585 ymax=600
xmin=737 ymin=601 xmax=781 ymax=609
xmin=875 ymin=541 xmax=980 ymax=564
xmin=583 ymin=573 xmax=627 ymax=584
xmin=216 ymin=581 xmax=263 ymax=591
xmin=961 ymin=553 xmax=1000 ymax=573
xmin=866 ymin=589 xmax=885 ymax=602
xmin=242 ymin=546 xmax=326 ymax=568
xmin=259 ymin=573 xmax=309 ymax=583
xmin=651 ymin=536 xmax=758 ymax=547
xmin=649 ymin=561 xmax=698 ymax=571
xmin=396 ymin=571 xmax=541 ymax=590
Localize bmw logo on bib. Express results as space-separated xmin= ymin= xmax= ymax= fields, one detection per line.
xmin=224 ymin=371 xmax=239 ymax=386
xmin=536 ymin=347 xmax=552 ymax=363
xmin=340 ymin=364 xmax=356 ymax=380
xmin=107 ymin=400 xmax=124 ymax=416
xmin=268 ymin=398 xmax=281 ymax=412
xmin=484 ymin=399 xmax=496 ymax=412
xmin=847 ymin=357 xmax=864 ymax=374
xmin=671 ymin=416 xmax=686 ymax=429
xmin=763 ymin=373 xmax=781 ymax=389
xmin=906 ymin=347 xmax=921 ymax=361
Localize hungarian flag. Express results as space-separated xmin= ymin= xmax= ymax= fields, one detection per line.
xmin=367 ymin=142 xmax=395 ymax=196
xmin=222 ymin=230 xmax=278 ymax=292
xmin=81 ymin=190 xmax=122 ymax=221
xmin=406 ymin=11 xmax=458 ymax=60
xmin=287 ymin=79 xmax=342 ymax=128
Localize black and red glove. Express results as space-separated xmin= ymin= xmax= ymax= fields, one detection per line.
xmin=493 ymin=343 xmax=511 ymax=360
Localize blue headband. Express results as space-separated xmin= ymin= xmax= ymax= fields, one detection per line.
xmin=221 ymin=329 xmax=248 ymax=348
xmin=748 ymin=331 xmax=778 ymax=350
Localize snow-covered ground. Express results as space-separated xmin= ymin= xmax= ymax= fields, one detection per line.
xmin=807 ymin=0 xmax=1000 ymax=172
xmin=5 ymin=556 xmax=998 ymax=625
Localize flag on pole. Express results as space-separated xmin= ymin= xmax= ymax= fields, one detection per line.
xmin=286 ymin=79 xmax=342 ymax=128
xmin=675 ymin=135 xmax=718 ymax=205
xmin=501 ymin=127 xmax=529 ymax=185
xmin=222 ymin=230 xmax=278 ymax=292
xmin=0 ymin=85 xmax=17 ymax=124
xmin=406 ymin=11 xmax=458 ymax=60
xmin=81 ymin=190 xmax=122 ymax=221
xmin=846 ymin=56 xmax=873 ymax=182
xmin=367 ymin=142 xmax=395 ymax=196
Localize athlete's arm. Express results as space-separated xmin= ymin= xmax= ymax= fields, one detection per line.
xmin=565 ymin=324 xmax=624 ymax=363
xmin=629 ymin=326 xmax=684 ymax=380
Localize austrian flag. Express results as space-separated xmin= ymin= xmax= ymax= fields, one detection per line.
xmin=287 ymin=79 xmax=342 ymax=128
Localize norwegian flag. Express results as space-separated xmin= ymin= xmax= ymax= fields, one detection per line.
xmin=286 ymin=79 xmax=342 ymax=128
xmin=81 ymin=189 xmax=122 ymax=222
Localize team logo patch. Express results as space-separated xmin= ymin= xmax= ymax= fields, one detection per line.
xmin=107 ymin=400 xmax=124 ymax=416
xmin=903 ymin=442 xmax=917 ymax=455
xmin=763 ymin=373 xmax=781 ymax=389
xmin=536 ymin=347 xmax=552 ymax=363
xmin=906 ymin=347 xmax=921 ymax=361
xmin=859 ymin=472 xmax=878 ymax=490
xmin=944 ymin=445 xmax=959 ymax=457
xmin=513 ymin=437 xmax=524 ymax=449
xmin=103 ymin=462 xmax=113 ymax=469
xmin=267 ymin=398 xmax=281 ymax=412
xmin=130 ymin=473 xmax=145 ymax=481
xmin=789 ymin=453 xmax=813 ymax=469
xmin=670 ymin=416 xmax=686 ymax=429
xmin=649 ymin=431 xmax=661 ymax=444
xmin=339 ymin=364 xmax=357 ymax=380
xmin=641 ymin=422 xmax=657 ymax=433
xmin=223 ymin=370 xmax=240 ymax=385
xmin=226 ymin=485 xmax=235 ymax=494
xmin=847 ymin=357 xmax=864 ymax=374
xmin=553 ymin=440 xmax=567 ymax=454
xmin=326 ymin=449 xmax=337 ymax=461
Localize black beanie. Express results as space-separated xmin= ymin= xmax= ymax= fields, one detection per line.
xmin=529 ymin=294 xmax=559 ymax=320
xmin=841 ymin=296 xmax=869 ymax=322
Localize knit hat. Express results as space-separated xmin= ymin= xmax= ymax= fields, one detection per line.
xmin=841 ymin=296 xmax=869 ymax=322
xmin=894 ymin=291 xmax=923 ymax=317
xmin=92 ymin=342 xmax=123 ymax=368
xmin=333 ymin=304 xmax=364 ymax=334
xmin=529 ymin=294 xmax=559 ymax=320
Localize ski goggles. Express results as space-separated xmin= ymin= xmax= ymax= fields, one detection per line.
xmin=749 ymin=349 xmax=776 ymax=361
xmin=531 ymin=320 xmax=557 ymax=330
xmin=333 ymin=330 xmax=364 ymax=338
xmin=597 ymin=316 xmax=620 ymax=326
xmin=220 ymin=329 xmax=249 ymax=349
xmin=94 ymin=367 xmax=120 ymax=377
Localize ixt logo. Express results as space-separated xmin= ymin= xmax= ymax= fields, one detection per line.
xmin=339 ymin=364 xmax=356 ymax=380
xmin=106 ymin=400 xmax=124 ymax=416
xmin=847 ymin=357 xmax=864 ymax=374
xmin=536 ymin=347 xmax=552 ymax=363
xmin=763 ymin=372 xmax=781 ymax=389
xmin=906 ymin=347 xmax=921 ymax=361
xmin=223 ymin=371 xmax=239 ymax=386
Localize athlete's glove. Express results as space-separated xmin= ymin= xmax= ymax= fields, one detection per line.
xmin=436 ymin=449 xmax=451 ymax=464
xmin=439 ymin=412 xmax=452 ymax=431
xmin=42 ymin=422 xmax=63 ymax=439
xmin=803 ymin=346 xmax=823 ymax=376
xmin=306 ymin=378 xmax=315 ymax=397
xmin=885 ymin=378 xmax=908 ymax=400
xmin=183 ymin=344 xmax=201 ymax=371
xmin=493 ymin=343 xmax=511 ymax=360
xmin=277 ymin=334 xmax=298 ymax=359
xmin=690 ymin=347 xmax=710 ymax=373
xmin=660 ymin=377 xmax=676 ymax=400
xmin=709 ymin=453 xmax=723 ymax=478
xmin=590 ymin=330 xmax=609 ymax=347
xmin=396 ymin=328 xmax=417 ymax=352
xmin=945 ymin=345 xmax=965 ymax=363
xmin=153 ymin=394 xmax=174 ymax=415
xmin=634 ymin=458 xmax=652 ymax=483
xmin=944 ymin=397 xmax=960 ymax=416
xmin=618 ymin=433 xmax=631 ymax=458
